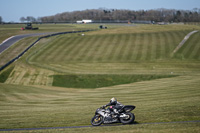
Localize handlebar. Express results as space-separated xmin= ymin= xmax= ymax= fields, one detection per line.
xmin=100 ymin=106 xmax=106 ymax=109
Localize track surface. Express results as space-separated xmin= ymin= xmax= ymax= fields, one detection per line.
xmin=0 ymin=32 xmax=55 ymax=54
xmin=0 ymin=120 xmax=199 ymax=131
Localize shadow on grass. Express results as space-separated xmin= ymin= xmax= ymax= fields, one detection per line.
xmin=131 ymin=121 xmax=139 ymax=125
xmin=102 ymin=121 xmax=139 ymax=127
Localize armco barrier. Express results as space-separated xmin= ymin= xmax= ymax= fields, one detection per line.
xmin=0 ymin=30 xmax=93 ymax=71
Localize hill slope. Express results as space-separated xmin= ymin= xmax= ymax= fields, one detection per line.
xmin=1 ymin=24 xmax=200 ymax=86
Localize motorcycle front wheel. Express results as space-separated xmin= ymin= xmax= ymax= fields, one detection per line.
xmin=120 ymin=112 xmax=135 ymax=124
xmin=91 ymin=115 xmax=103 ymax=126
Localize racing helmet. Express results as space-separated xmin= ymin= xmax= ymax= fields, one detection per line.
xmin=110 ymin=97 xmax=117 ymax=104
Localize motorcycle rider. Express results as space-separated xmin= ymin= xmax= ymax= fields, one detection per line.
xmin=91 ymin=97 xmax=135 ymax=125
xmin=103 ymin=97 xmax=124 ymax=115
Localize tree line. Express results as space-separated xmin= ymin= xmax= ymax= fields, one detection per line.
xmin=20 ymin=8 xmax=200 ymax=23
xmin=0 ymin=16 xmax=2 ymax=23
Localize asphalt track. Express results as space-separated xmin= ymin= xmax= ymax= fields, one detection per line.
xmin=0 ymin=32 xmax=55 ymax=54
xmin=0 ymin=120 xmax=199 ymax=131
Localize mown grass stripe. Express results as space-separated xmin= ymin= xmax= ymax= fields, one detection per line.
xmin=100 ymin=35 xmax=116 ymax=62
xmin=192 ymin=45 xmax=200 ymax=60
xmin=71 ymin=36 xmax=92 ymax=61
xmin=84 ymin=35 xmax=104 ymax=62
xmin=63 ymin=37 xmax=83 ymax=62
xmin=95 ymin=35 xmax=111 ymax=62
xmin=126 ymin=34 xmax=137 ymax=61
xmin=141 ymin=33 xmax=149 ymax=60
xmin=37 ymin=39 xmax=61 ymax=62
xmin=163 ymin=32 xmax=170 ymax=58
xmin=132 ymin=33 xmax=140 ymax=60
xmin=150 ymin=33 xmax=157 ymax=60
xmin=168 ymin=31 xmax=177 ymax=52
xmin=62 ymin=37 xmax=82 ymax=62
xmin=146 ymin=33 xmax=152 ymax=60
xmin=192 ymin=33 xmax=200 ymax=59
xmin=135 ymin=34 xmax=145 ymax=60
xmin=159 ymin=32 xmax=166 ymax=59
xmin=54 ymin=37 xmax=77 ymax=62
xmin=107 ymin=34 xmax=120 ymax=61
xmin=51 ymin=39 xmax=70 ymax=62
xmin=121 ymin=34 xmax=132 ymax=61
xmin=172 ymin=31 xmax=183 ymax=50
xmin=136 ymin=34 xmax=145 ymax=60
xmin=155 ymin=33 xmax=161 ymax=59
xmin=77 ymin=36 xmax=96 ymax=62
xmin=108 ymin=34 xmax=123 ymax=61
xmin=116 ymin=34 xmax=128 ymax=61
xmin=91 ymin=35 xmax=108 ymax=62
xmin=179 ymin=39 xmax=193 ymax=59
xmin=90 ymin=35 xmax=107 ymax=62
xmin=42 ymin=36 xmax=66 ymax=62
xmin=187 ymin=34 xmax=200 ymax=59
xmin=194 ymin=46 xmax=200 ymax=60
xmin=61 ymin=37 xmax=78 ymax=61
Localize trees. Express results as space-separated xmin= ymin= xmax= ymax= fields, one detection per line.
xmin=0 ymin=16 xmax=2 ymax=23
xmin=20 ymin=17 xmax=26 ymax=22
xmin=38 ymin=8 xmax=200 ymax=23
xmin=19 ymin=16 xmax=37 ymax=23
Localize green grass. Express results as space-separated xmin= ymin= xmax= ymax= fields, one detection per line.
xmin=28 ymin=31 xmax=187 ymax=64
xmin=0 ymin=36 xmax=38 ymax=67
xmin=0 ymin=66 xmax=14 ymax=83
xmin=0 ymin=73 xmax=200 ymax=131
xmin=24 ymin=26 xmax=200 ymax=77
xmin=174 ymin=32 xmax=200 ymax=60
xmin=52 ymin=74 xmax=176 ymax=88
xmin=0 ymin=24 xmax=200 ymax=132
xmin=6 ymin=123 xmax=199 ymax=133
xmin=0 ymin=23 xmax=121 ymax=43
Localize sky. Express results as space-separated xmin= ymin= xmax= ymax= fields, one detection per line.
xmin=0 ymin=0 xmax=200 ymax=22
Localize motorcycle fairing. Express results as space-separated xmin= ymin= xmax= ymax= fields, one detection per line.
xmin=119 ymin=105 xmax=135 ymax=113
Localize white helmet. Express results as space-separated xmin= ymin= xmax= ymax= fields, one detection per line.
xmin=110 ymin=97 xmax=117 ymax=104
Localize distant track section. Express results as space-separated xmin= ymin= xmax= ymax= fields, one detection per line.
xmin=0 ymin=30 xmax=93 ymax=71
xmin=0 ymin=120 xmax=199 ymax=131
xmin=0 ymin=33 xmax=55 ymax=54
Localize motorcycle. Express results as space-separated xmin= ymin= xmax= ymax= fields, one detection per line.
xmin=91 ymin=105 xmax=135 ymax=126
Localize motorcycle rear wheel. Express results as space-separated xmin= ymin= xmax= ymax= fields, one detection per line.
xmin=91 ymin=115 xmax=103 ymax=126
xmin=120 ymin=112 xmax=135 ymax=124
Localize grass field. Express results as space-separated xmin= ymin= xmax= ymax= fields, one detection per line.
xmin=174 ymin=31 xmax=200 ymax=60
xmin=0 ymin=74 xmax=199 ymax=132
xmin=52 ymin=74 xmax=176 ymax=88
xmin=0 ymin=23 xmax=200 ymax=132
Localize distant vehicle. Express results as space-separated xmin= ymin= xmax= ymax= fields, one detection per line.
xmin=76 ymin=20 xmax=93 ymax=24
xmin=99 ymin=25 xmax=107 ymax=29
xmin=76 ymin=21 xmax=83 ymax=24
xmin=91 ymin=105 xmax=136 ymax=126
xmin=21 ymin=23 xmax=39 ymax=30
xmin=82 ymin=20 xmax=92 ymax=23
